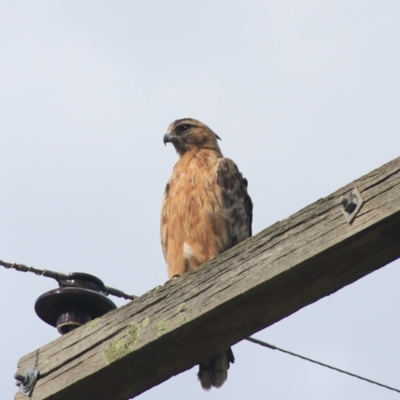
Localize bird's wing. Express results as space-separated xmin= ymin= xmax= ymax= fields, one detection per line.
xmin=216 ymin=157 xmax=253 ymax=249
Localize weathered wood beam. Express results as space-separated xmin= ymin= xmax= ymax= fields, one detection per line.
xmin=15 ymin=156 xmax=400 ymax=400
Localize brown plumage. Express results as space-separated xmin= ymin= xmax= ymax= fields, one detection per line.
xmin=161 ymin=118 xmax=252 ymax=390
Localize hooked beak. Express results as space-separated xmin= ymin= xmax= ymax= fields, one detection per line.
xmin=163 ymin=132 xmax=173 ymax=145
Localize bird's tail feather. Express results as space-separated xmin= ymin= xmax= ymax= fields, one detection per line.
xmin=198 ymin=348 xmax=234 ymax=390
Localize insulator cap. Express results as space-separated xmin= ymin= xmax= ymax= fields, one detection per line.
xmin=35 ymin=272 xmax=116 ymax=335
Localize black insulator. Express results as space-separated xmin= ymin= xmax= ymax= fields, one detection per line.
xmin=35 ymin=272 xmax=116 ymax=335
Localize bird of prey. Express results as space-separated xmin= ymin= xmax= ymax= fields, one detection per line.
xmin=161 ymin=118 xmax=252 ymax=390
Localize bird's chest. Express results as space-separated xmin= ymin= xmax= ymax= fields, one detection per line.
xmin=163 ymin=158 xmax=223 ymax=218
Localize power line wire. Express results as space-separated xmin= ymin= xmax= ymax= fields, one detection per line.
xmin=246 ymin=337 xmax=400 ymax=395
xmin=0 ymin=259 xmax=136 ymax=300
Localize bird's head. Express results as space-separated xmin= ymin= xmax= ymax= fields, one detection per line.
xmin=163 ymin=118 xmax=221 ymax=156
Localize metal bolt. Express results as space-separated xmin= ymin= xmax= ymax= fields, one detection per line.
xmin=340 ymin=194 xmax=357 ymax=214
xmin=14 ymin=373 xmax=28 ymax=386
xmin=14 ymin=367 xmax=39 ymax=396
xmin=339 ymin=187 xmax=364 ymax=224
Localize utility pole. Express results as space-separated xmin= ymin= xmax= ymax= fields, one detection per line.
xmin=15 ymin=155 xmax=400 ymax=400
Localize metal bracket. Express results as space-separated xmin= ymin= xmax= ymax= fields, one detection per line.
xmin=339 ymin=187 xmax=364 ymax=224
xmin=14 ymin=366 xmax=39 ymax=397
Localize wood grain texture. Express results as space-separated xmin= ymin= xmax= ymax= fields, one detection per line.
xmin=15 ymin=156 xmax=400 ymax=400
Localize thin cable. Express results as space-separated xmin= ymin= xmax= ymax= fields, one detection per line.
xmin=0 ymin=259 xmax=136 ymax=300
xmin=246 ymin=337 xmax=400 ymax=394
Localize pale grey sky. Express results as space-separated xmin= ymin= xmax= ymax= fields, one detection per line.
xmin=1 ymin=2 xmax=399 ymax=399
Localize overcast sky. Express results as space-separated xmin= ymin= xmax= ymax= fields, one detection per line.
xmin=1 ymin=2 xmax=400 ymax=399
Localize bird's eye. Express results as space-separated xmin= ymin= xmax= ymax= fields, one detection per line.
xmin=177 ymin=124 xmax=190 ymax=134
